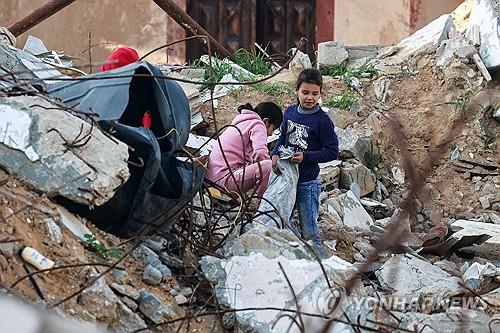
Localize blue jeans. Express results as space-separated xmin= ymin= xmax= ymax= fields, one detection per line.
xmin=289 ymin=179 xmax=322 ymax=246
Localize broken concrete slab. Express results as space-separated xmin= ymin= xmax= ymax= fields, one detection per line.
xmin=436 ymin=35 xmax=477 ymax=67
xmin=318 ymin=160 xmax=341 ymax=191
xmin=0 ymin=96 xmax=129 ymax=206
xmin=289 ymin=48 xmax=312 ymax=75
xmin=375 ymin=254 xmax=464 ymax=301
xmin=317 ymin=41 xmax=349 ymax=68
xmin=323 ymin=106 xmax=356 ymax=129
xmin=0 ymin=294 xmax=106 ymax=333
xmin=201 ymin=252 xmax=356 ymax=333
xmin=138 ymin=289 xmax=182 ymax=324
xmin=463 ymin=262 xmax=500 ymax=292
xmin=324 ymin=190 xmax=373 ymax=231
xmin=393 ymin=14 xmax=455 ymax=63
xmin=224 ymin=223 xmax=315 ymax=260
xmin=339 ymin=160 xmax=376 ymax=196
xmin=466 ymin=0 xmax=500 ymax=69
xmin=335 ymin=126 xmax=374 ymax=165
xmin=78 ymin=269 xmax=147 ymax=332
xmin=57 ymin=207 xmax=93 ymax=242
xmin=450 ymin=219 xmax=500 ymax=259
xmin=400 ymin=308 xmax=498 ymax=332
xmin=0 ymin=43 xmax=60 ymax=91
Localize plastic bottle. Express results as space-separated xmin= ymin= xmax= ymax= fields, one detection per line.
xmin=20 ymin=246 xmax=55 ymax=270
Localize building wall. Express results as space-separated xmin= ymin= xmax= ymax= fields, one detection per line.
xmin=334 ymin=0 xmax=411 ymax=46
xmin=415 ymin=0 xmax=463 ymax=30
xmin=0 ymin=0 xmax=170 ymax=69
xmin=333 ymin=0 xmax=464 ymax=46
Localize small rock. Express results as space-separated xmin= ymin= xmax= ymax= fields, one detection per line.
xmin=159 ymin=252 xmax=184 ymax=269
xmin=175 ymin=294 xmax=188 ymax=305
xmin=353 ymin=241 xmax=371 ymax=253
xmin=142 ymin=265 xmax=163 ymax=286
xmin=143 ymin=235 xmax=168 ymax=253
xmin=121 ymin=296 xmax=138 ymax=311
xmin=479 ymin=195 xmax=491 ymax=209
xmin=0 ymin=243 xmax=16 ymax=257
xmin=289 ymin=48 xmax=312 ymax=75
xmin=434 ymin=259 xmax=462 ymax=277
xmin=339 ymin=160 xmax=376 ymax=196
xmin=139 ymin=289 xmax=180 ymax=324
xmin=318 ymin=41 xmax=348 ymax=67
xmin=354 ymin=253 xmax=365 ymax=262
xmin=109 ymin=283 xmax=140 ymax=300
xmin=111 ymin=269 xmax=129 ymax=285
xmin=44 ymin=218 xmax=62 ymax=244
xmin=154 ymin=263 xmax=172 ymax=280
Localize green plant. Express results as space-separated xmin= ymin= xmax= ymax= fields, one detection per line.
xmin=364 ymin=141 xmax=381 ymax=171
xmin=190 ymin=58 xmax=234 ymax=90
xmin=320 ymin=63 xmax=377 ymax=80
xmin=324 ymin=91 xmax=357 ymax=109
xmin=84 ymin=234 xmax=123 ymax=261
xmin=453 ymin=90 xmax=473 ymax=110
xmin=483 ymin=135 xmax=495 ymax=149
xmin=252 ymin=82 xmax=292 ymax=96
xmin=234 ymin=48 xmax=272 ymax=76
xmin=320 ymin=63 xmax=348 ymax=77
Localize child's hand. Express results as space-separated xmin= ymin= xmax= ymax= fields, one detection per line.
xmin=271 ymin=155 xmax=281 ymax=175
xmin=291 ymin=152 xmax=303 ymax=164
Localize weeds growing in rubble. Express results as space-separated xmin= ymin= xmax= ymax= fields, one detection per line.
xmin=320 ymin=62 xmax=377 ymax=80
xmin=453 ymin=90 xmax=473 ymax=111
xmin=191 ymin=59 xmax=234 ymax=90
xmin=234 ymin=48 xmax=272 ymax=75
xmin=84 ymin=233 xmax=123 ymax=261
xmin=252 ymin=82 xmax=291 ymax=96
xmin=324 ymin=90 xmax=357 ymax=109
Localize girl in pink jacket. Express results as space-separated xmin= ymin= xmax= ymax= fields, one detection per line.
xmin=206 ymin=102 xmax=283 ymax=198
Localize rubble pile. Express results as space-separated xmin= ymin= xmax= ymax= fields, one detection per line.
xmin=0 ymin=1 xmax=499 ymax=332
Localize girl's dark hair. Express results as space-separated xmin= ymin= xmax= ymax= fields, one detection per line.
xmin=296 ymin=68 xmax=323 ymax=91
xmin=238 ymin=102 xmax=283 ymax=127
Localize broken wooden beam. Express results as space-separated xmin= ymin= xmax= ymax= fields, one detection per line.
xmin=151 ymin=0 xmax=233 ymax=60
xmin=7 ymin=0 xmax=79 ymax=37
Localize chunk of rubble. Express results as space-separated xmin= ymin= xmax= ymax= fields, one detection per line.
xmin=224 ymin=223 xmax=315 ymax=260
xmin=392 ymin=14 xmax=455 ymax=63
xmin=318 ymin=160 xmax=341 ymax=191
xmin=450 ymin=219 xmax=500 ymax=259
xmin=79 ymin=269 xmax=147 ymax=332
xmin=400 ymin=308 xmax=498 ymax=332
xmin=324 ymin=190 xmax=374 ymax=231
xmin=201 ymin=252 xmax=357 ymax=333
xmin=138 ymin=289 xmax=183 ymax=325
xmin=463 ymin=262 xmax=500 ymax=292
xmin=466 ymin=0 xmax=500 ymax=69
xmin=0 ymin=96 xmax=129 ymax=206
xmin=289 ymin=48 xmax=312 ymax=75
xmin=339 ymin=160 xmax=376 ymax=196
xmin=436 ymin=35 xmax=477 ymax=67
xmin=0 ymin=295 xmax=105 ymax=333
xmin=317 ymin=41 xmax=349 ymax=68
xmin=335 ymin=126 xmax=374 ymax=165
xmin=375 ymin=254 xmax=464 ymax=301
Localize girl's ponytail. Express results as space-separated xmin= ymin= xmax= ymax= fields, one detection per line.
xmin=237 ymin=103 xmax=254 ymax=113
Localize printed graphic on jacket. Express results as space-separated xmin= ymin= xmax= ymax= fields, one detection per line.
xmin=286 ymin=120 xmax=309 ymax=151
